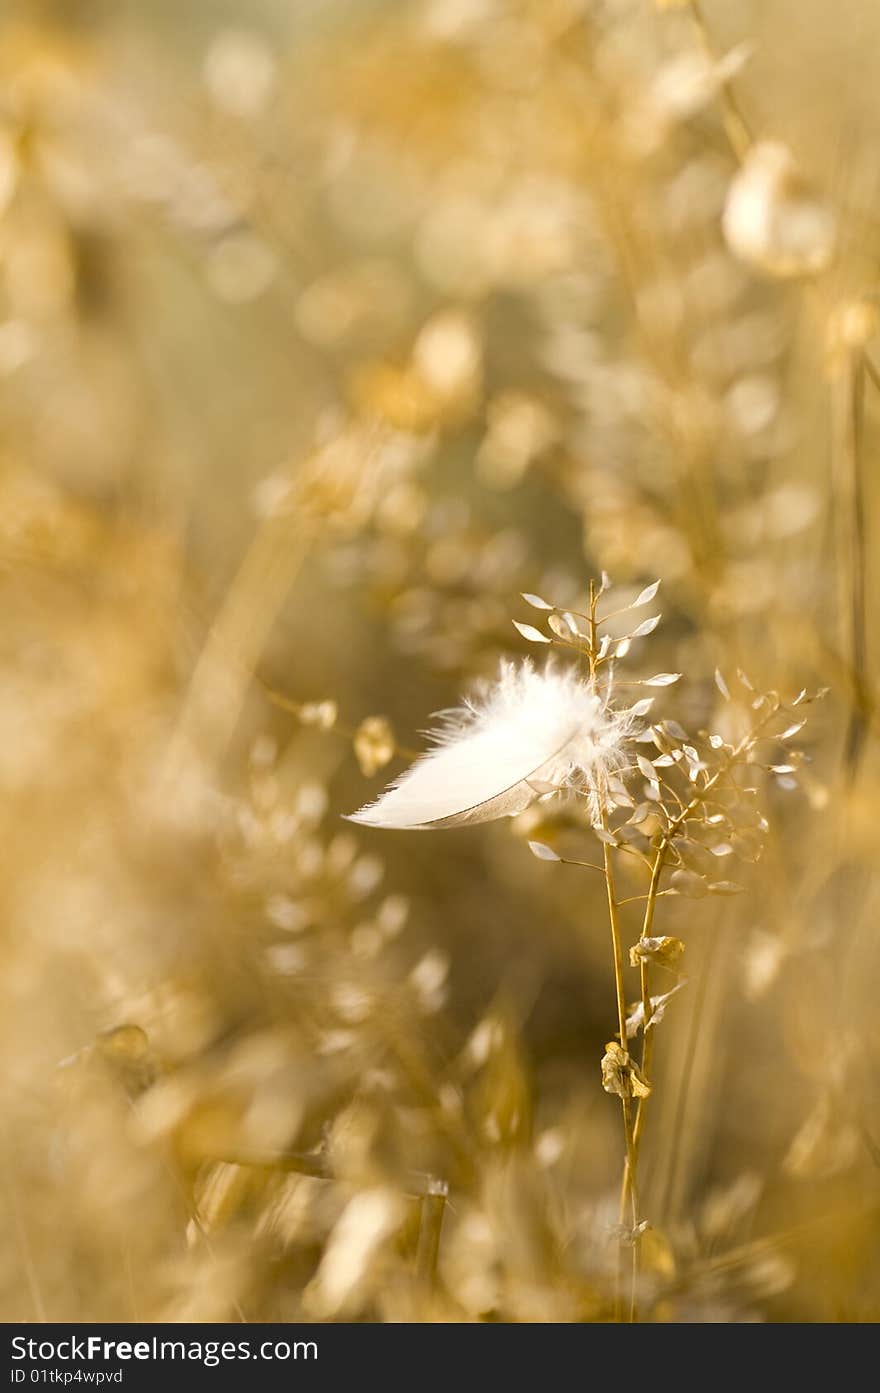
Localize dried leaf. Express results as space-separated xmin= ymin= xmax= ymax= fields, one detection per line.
xmin=633 ymin=580 xmax=661 ymax=607
xmin=637 ymin=755 xmax=658 ymax=781
xmin=630 ymin=935 xmax=685 ymax=969
xmin=784 ymin=1094 xmax=859 ymax=1179
xmin=715 ymin=668 xmax=731 ymax=701
xmin=677 ymin=838 xmax=715 ymax=875
xmin=618 ymin=822 xmax=651 ymax=845
xmin=548 ymin=613 xmax=572 ymax=640
xmin=643 ymin=673 xmax=681 ymax=687
xmin=664 ymin=720 xmax=689 ymax=741
xmin=610 ymin=1219 xmax=652 ymax=1245
xmin=521 ymin=592 xmax=553 ymax=610
xmin=780 ymin=720 xmax=806 ymax=740
xmin=648 ymin=725 xmax=675 ymax=754
xmin=525 ymin=779 xmax=559 ymax=796
xmin=528 ymin=840 xmax=560 ymax=861
xmin=625 ymin=982 xmax=687 ymax=1037
xmin=630 ymin=615 xmax=661 ymax=639
xmin=669 ymin=868 xmax=708 ymax=898
xmin=512 ymin=620 xmax=550 ymax=644
xmin=601 ymin=1042 xmax=651 ymax=1099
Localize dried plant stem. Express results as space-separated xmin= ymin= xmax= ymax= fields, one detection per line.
xmin=619 ymin=701 xmax=781 ymax=1225
xmin=260 ymin=678 xmax=420 ymax=760
xmin=687 ymin=0 xmax=753 ymax=163
xmin=601 ymin=834 xmax=641 ymax=1323
xmin=166 ymin=513 xmax=313 ymax=786
xmin=620 ymin=843 xmax=668 ymax=1219
xmin=415 ymin=1187 xmax=448 ymax=1290
xmin=588 ymin=582 xmax=640 ymax=1321
xmin=6 ymin=1167 xmax=48 ymax=1323
xmin=831 ymin=349 xmax=869 ymax=777
xmin=657 ymin=925 xmax=721 ymax=1226
xmin=600 ymin=835 xmax=640 ymax=1190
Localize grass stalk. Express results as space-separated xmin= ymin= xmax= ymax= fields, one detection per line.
xmin=588 ymin=581 xmax=640 ymax=1320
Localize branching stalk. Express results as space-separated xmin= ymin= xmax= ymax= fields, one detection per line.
xmin=589 ymin=581 xmax=640 ymax=1321
xmin=619 ymin=699 xmax=781 ymax=1222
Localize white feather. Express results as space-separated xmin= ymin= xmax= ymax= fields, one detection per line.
xmin=346 ymin=659 xmax=633 ymax=831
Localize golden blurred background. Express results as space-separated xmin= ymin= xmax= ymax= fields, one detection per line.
xmin=1 ymin=0 xmax=879 ymax=1322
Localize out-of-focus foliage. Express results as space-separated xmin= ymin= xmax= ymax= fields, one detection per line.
xmin=1 ymin=0 xmax=879 ymax=1323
